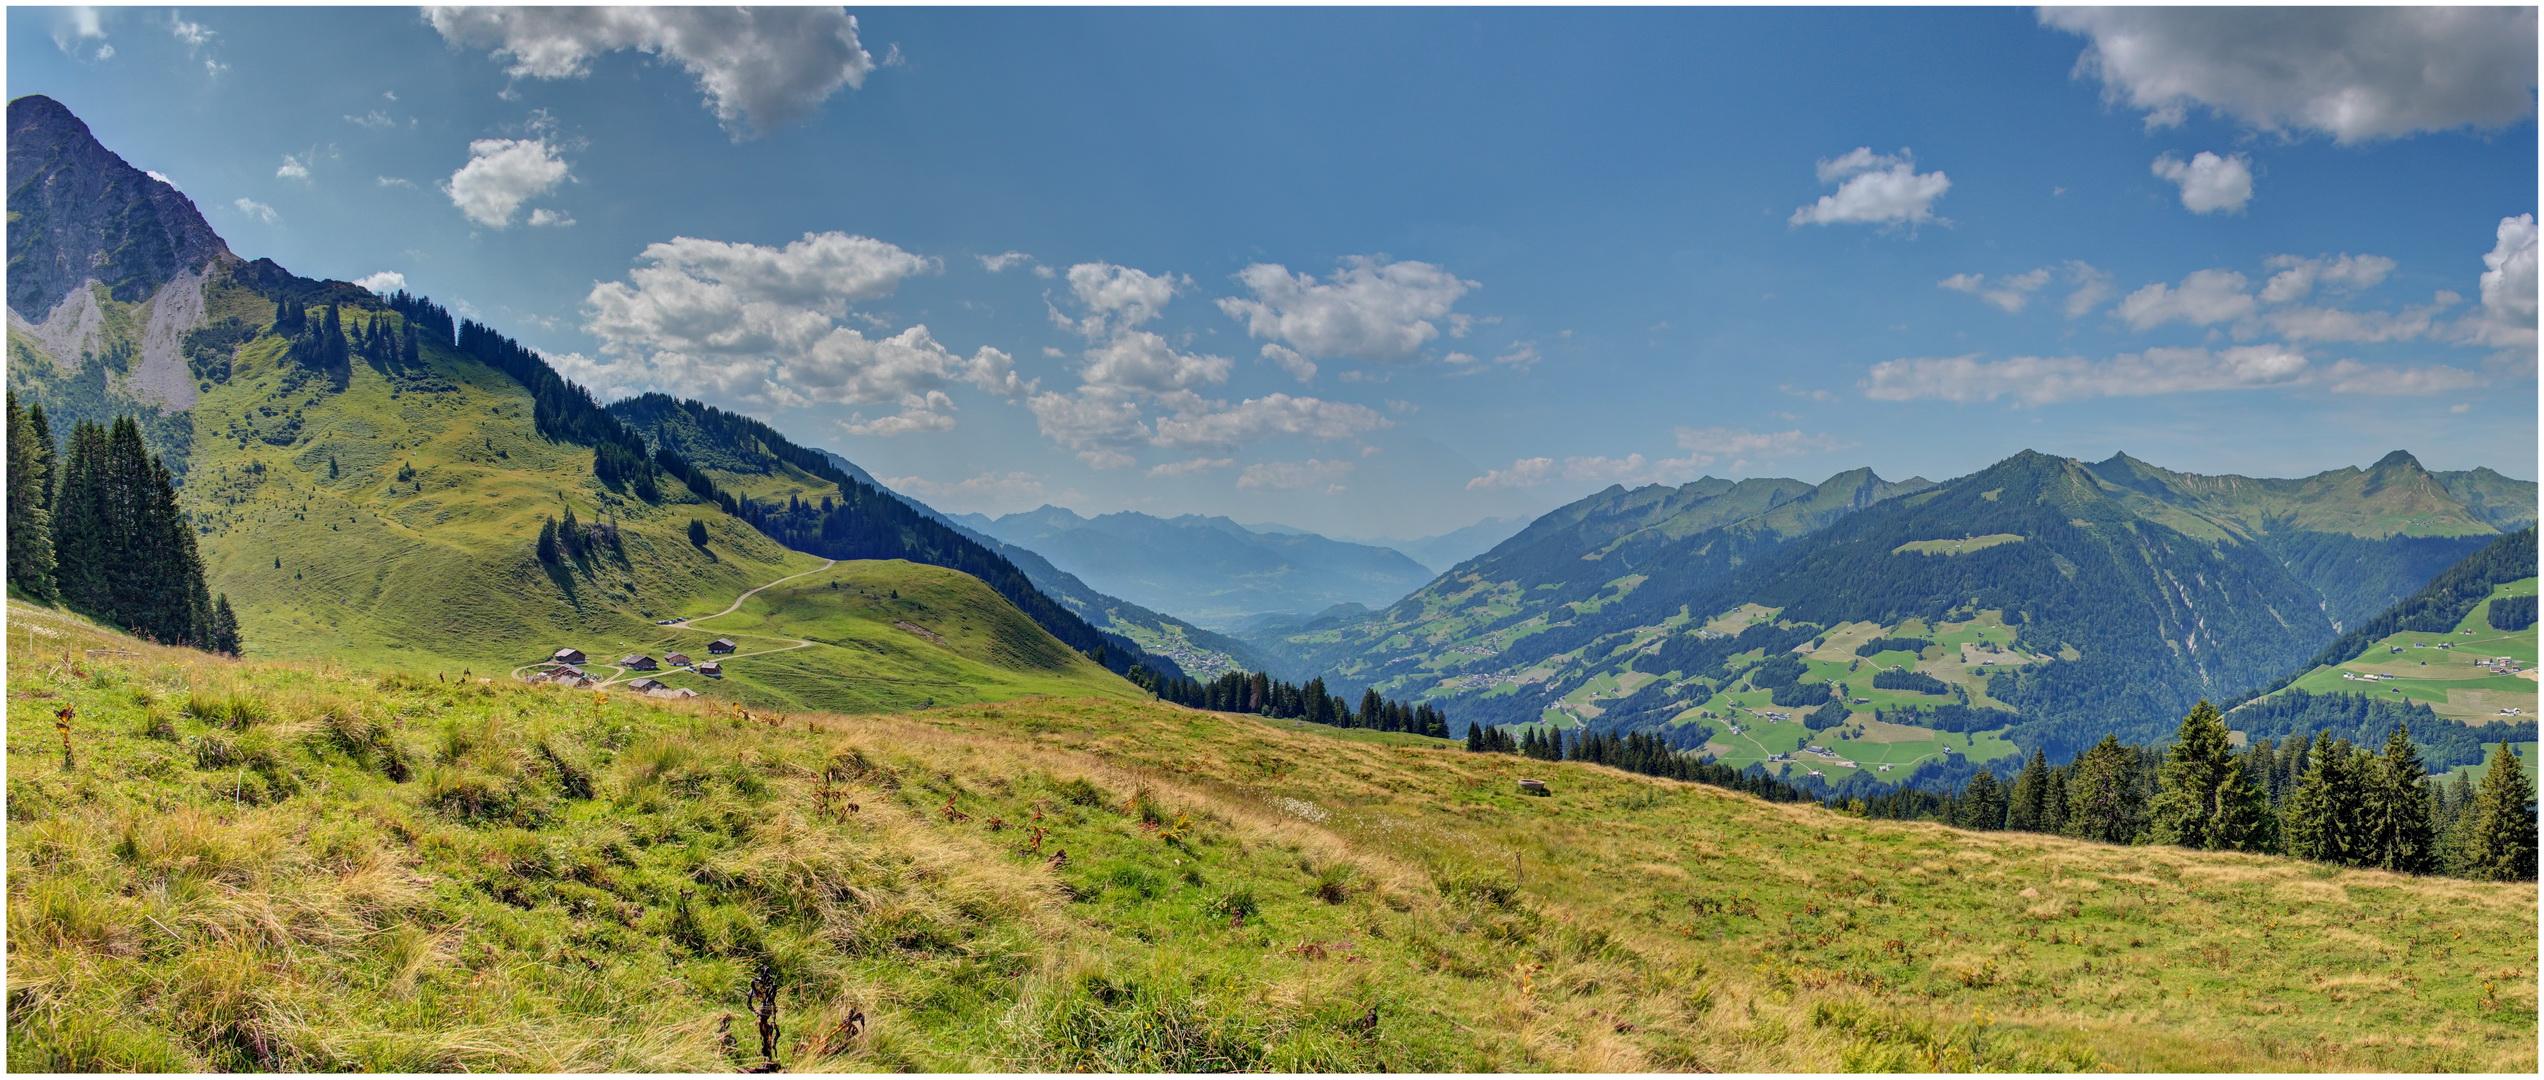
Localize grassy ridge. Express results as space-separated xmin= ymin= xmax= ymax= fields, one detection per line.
xmin=8 ymin=602 xmax=2535 ymax=1072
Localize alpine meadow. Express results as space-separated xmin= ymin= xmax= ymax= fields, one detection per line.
xmin=5 ymin=6 xmax=2537 ymax=1074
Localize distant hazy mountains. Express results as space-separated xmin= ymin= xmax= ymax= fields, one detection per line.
xmin=952 ymin=506 xmax=1438 ymax=629
xmin=1317 ymin=517 xmax=1531 ymax=575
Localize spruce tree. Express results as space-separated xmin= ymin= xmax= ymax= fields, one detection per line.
xmin=2283 ymin=732 xmax=2369 ymax=865
xmin=2062 ymin=735 xmax=2147 ymax=844
xmin=2365 ymin=725 xmax=2438 ymax=874
xmin=49 ymin=420 xmax=111 ymax=611
xmin=2147 ymin=700 xmax=2270 ymax=852
xmin=2460 ymin=742 xmax=2538 ymax=882
xmin=7 ymin=393 xmax=59 ymax=600
xmin=210 ymin=594 xmax=242 ymax=656
xmin=2005 ymin=748 xmax=2051 ymax=831
xmin=1961 ymin=770 xmax=2008 ymax=830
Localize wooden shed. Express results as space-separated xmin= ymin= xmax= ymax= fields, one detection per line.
xmin=708 ymin=639 xmax=738 ymax=655
xmin=552 ymin=648 xmax=586 ymax=665
xmin=664 ymin=652 xmax=694 ymax=667
xmin=621 ymin=654 xmax=659 ymax=671
xmin=696 ymin=661 xmax=722 ymax=677
xmin=626 ymin=677 xmax=666 ymax=692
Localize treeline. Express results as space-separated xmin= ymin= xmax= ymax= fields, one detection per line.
xmin=1854 ymin=700 xmax=2535 ymax=882
xmin=2491 ymin=594 xmax=2536 ymax=632
xmin=1872 ymin=667 xmax=1949 ymax=694
xmin=2227 ymin=690 xmax=2530 ymax=771
xmin=454 ymin=321 xmax=662 ymax=502
xmin=7 ymin=397 xmax=238 ymax=654
xmin=1139 ymin=668 xmax=1449 ymax=736
xmin=1468 ymin=724 xmax=1816 ymax=804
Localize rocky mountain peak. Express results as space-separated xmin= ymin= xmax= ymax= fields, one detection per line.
xmin=7 ymin=94 xmax=229 ymax=319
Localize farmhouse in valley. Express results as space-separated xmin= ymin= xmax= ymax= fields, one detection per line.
xmin=708 ymin=639 xmax=738 ymax=655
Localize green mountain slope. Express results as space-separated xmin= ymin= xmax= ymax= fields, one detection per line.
xmin=1287 ymin=450 xmax=2532 ymax=785
xmin=11 ymin=603 xmax=2534 ymax=1072
xmin=6 ymin=94 xmax=1147 ymax=715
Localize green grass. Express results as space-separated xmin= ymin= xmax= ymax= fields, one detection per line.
xmin=2271 ymin=579 xmax=2536 ymax=723
xmin=1892 ymin=534 xmax=2025 ymax=557
xmin=9 ymin=602 xmax=2534 ymax=1072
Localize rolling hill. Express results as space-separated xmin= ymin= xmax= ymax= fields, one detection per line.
xmin=9 ymin=601 xmax=2534 ymax=1072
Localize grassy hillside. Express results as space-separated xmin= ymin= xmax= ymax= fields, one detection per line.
xmin=2269 ymin=578 xmax=2536 ymax=724
xmin=9 ymin=602 xmax=2535 ymax=1072
xmin=565 ymin=559 xmax=1143 ymax=714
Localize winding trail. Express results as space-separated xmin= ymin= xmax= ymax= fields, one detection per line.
xmin=512 ymin=559 xmax=837 ymax=687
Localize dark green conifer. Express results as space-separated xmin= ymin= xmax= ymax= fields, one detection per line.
xmin=2005 ymin=748 xmax=2052 ymax=831
xmin=2460 ymin=742 xmax=2538 ymax=882
xmin=2147 ymin=700 xmax=2270 ymax=852
xmin=2365 ymin=724 xmax=2437 ymax=874
xmin=2062 ymin=735 xmax=2147 ymax=844
xmin=2283 ymin=732 xmax=2369 ymax=865
xmin=8 ymin=393 xmax=59 ymax=600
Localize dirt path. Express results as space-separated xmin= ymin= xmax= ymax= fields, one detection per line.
xmin=511 ymin=559 xmax=837 ymax=685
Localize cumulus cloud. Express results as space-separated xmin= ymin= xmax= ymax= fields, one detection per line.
xmin=579 ymin=231 xmax=1019 ymax=427
xmin=2463 ymin=213 xmax=2538 ymax=348
xmin=1237 ymin=459 xmax=1355 ymax=492
xmin=2062 ymin=261 xmax=2115 ymax=318
xmin=1058 ymin=262 xmax=1182 ymax=338
xmin=2150 ymin=151 xmax=2252 ymax=214
xmin=1147 ymin=457 xmax=1233 ymax=478
xmin=978 ymin=251 xmax=1037 ymax=273
xmin=1217 ymin=256 xmax=1476 ymax=363
xmin=354 ymin=271 xmax=408 ymax=296
xmin=443 ymin=137 xmax=569 ymax=228
xmin=2259 ymin=252 xmax=2394 ymax=304
xmin=426 ymin=6 xmax=875 ymax=136
xmin=2113 ymin=268 xmax=2255 ymax=330
xmin=1152 ymin=394 xmax=1390 ymax=451
xmin=1790 ymin=147 xmax=1950 ymax=228
xmin=2264 ymin=299 xmax=2452 ymax=344
xmin=1940 ymin=267 xmax=2053 ymax=313
xmin=231 ymin=197 xmax=276 ymax=224
xmin=52 ymin=7 xmax=109 ymax=60
xmin=1077 ymin=331 xmax=1231 ymax=395
xmin=2042 ymin=7 xmax=2537 ymax=143
xmin=2318 ymin=359 xmax=2483 ymax=395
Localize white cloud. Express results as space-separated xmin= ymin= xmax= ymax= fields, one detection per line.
xmin=168 ymin=15 xmax=210 ymax=48
xmin=2150 ymin=151 xmax=2252 ymax=214
xmin=52 ymin=7 xmax=107 ymax=58
xmin=442 ymin=137 xmax=570 ymax=228
xmin=1151 ymin=394 xmax=1390 ymax=451
xmin=978 ymin=251 xmax=1036 ymax=273
xmin=377 ymin=175 xmax=415 ymax=189
xmin=1217 ymin=255 xmax=1476 ymax=363
xmin=2259 ymin=252 xmax=2395 ymax=304
xmin=1147 ymin=457 xmax=1234 ymax=478
xmin=1940 ymin=267 xmax=2053 ymax=313
xmin=2464 ymin=213 xmax=2538 ymax=348
xmin=1059 ymin=262 xmax=1181 ymax=338
xmin=1790 ymin=147 xmax=1949 ymax=228
xmin=1466 ymin=452 xmax=1710 ymax=493
xmin=1261 ymin=344 xmax=1317 ymax=384
xmin=276 ymin=153 xmax=312 ymax=181
xmin=526 ymin=208 xmax=575 ymax=228
xmin=426 ymin=6 xmax=874 ymax=137
xmin=880 ymin=470 xmax=1048 ymax=514
xmin=231 ymin=197 xmax=276 ymax=224
xmin=144 ymin=170 xmax=175 ymax=189
xmin=579 ymin=231 xmax=1019 ymax=420
xmin=1237 ymin=459 xmax=1355 ymax=492
xmin=2062 ymin=261 xmax=2114 ymax=318
xmin=1862 ymin=345 xmax=2315 ymax=405
xmin=1078 ymin=330 xmax=1231 ymax=395
xmin=346 ymin=110 xmax=397 ymax=130
xmin=2113 ymin=268 xmax=2255 ymax=330
xmin=2042 ymin=7 xmax=2538 ymax=144
xmin=1491 ymin=342 xmax=1541 ymax=370
xmin=354 ymin=271 xmax=407 ymax=296
xmin=1025 ymin=389 xmax=1151 ymax=458
xmin=2319 ymin=359 xmax=2482 ymax=395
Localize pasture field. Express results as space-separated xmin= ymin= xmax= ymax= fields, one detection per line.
xmin=8 ymin=600 xmax=2532 ymax=1072
xmin=2279 ymin=579 xmax=2537 ymax=724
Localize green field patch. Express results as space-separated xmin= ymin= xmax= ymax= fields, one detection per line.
xmin=1699 ymin=602 xmax=1781 ymax=636
xmin=1893 ymin=533 xmax=2025 ymax=557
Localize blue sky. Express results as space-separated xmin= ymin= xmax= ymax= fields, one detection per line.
xmin=11 ymin=6 xmax=2536 ymax=538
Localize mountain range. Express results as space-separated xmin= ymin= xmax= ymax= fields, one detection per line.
xmin=950 ymin=505 xmax=1436 ymax=629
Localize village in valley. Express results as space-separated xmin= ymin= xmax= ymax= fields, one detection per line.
xmin=522 ymin=635 xmax=738 ymax=698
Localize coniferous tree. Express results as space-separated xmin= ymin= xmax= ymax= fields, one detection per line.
xmin=49 ymin=420 xmax=112 ymax=610
xmin=537 ymin=517 xmax=561 ymax=564
xmin=7 ymin=392 xmax=59 ymax=600
xmin=2147 ymin=700 xmax=2271 ymax=852
xmin=2365 ymin=724 xmax=2438 ymax=874
xmin=1960 ymin=770 xmax=2009 ymax=830
xmin=210 ymin=593 xmax=242 ymax=656
xmin=2005 ymin=748 xmax=2052 ymax=831
xmin=2460 ymin=742 xmax=2538 ymax=882
xmin=2283 ymin=732 xmax=2370 ymax=865
xmin=2062 ymin=734 xmax=2147 ymax=844
xmin=2044 ymin=762 xmax=2070 ymax=833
